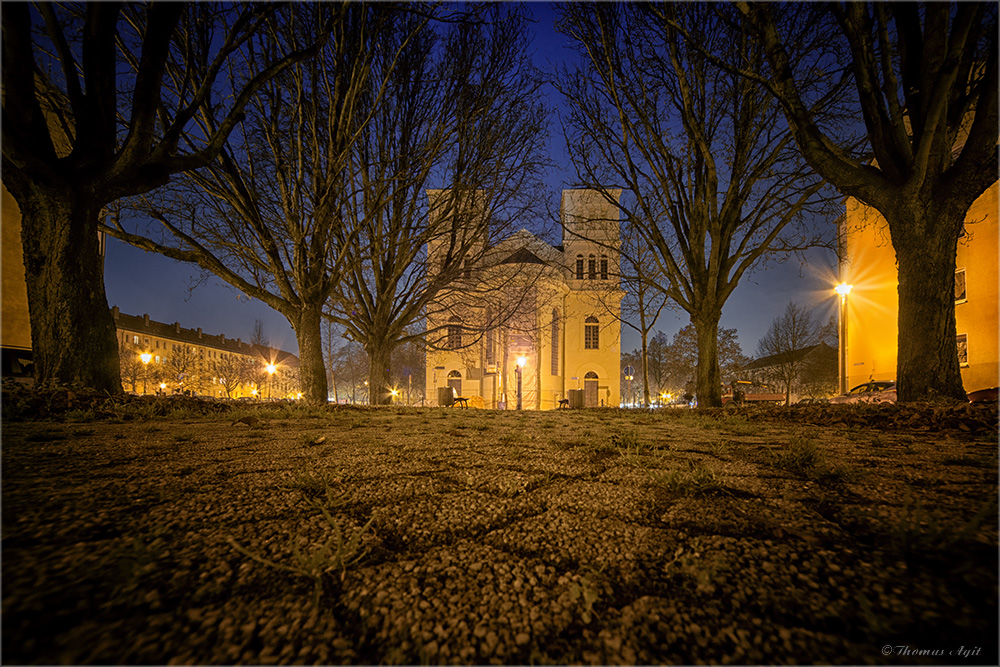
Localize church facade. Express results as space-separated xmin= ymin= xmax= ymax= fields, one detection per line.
xmin=425 ymin=189 xmax=622 ymax=409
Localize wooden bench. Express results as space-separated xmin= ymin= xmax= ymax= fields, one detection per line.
xmin=558 ymin=398 xmax=570 ymax=409
xmin=453 ymin=396 xmax=469 ymax=409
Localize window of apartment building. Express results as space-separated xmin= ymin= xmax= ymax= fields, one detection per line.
xmin=588 ymin=255 xmax=596 ymax=280
xmin=133 ymin=335 xmax=139 ymax=345
xmin=551 ymin=310 xmax=560 ymax=375
xmin=955 ymin=268 xmax=967 ymax=303
xmin=584 ymin=316 xmax=600 ymax=349
xmin=957 ymin=333 xmax=969 ymax=367
xmin=448 ymin=316 xmax=462 ymax=350
xmin=600 ymin=255 xmax=608 ymax=280
xmin=576 ymin=255 xmax=584 ymax=280
xmin=155 ymin=355 xmax=161 ymax=364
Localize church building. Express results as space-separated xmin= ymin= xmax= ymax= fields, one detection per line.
xmin=425 ymin=189 xmax=622 ymax=409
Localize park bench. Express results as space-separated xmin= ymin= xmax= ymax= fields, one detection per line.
xmin=558 ymin=398 xmax=570 ymax=409
xmin=453 ymin=396 xmax=469 ymax=409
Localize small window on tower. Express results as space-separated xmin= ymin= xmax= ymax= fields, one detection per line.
xmin=576 ymin=255 xmax=584 ymax=280
xmin=588 ymin=255 xmax=596 ymax=280
xmin=600 ymin=255 xmax=608 ymax=280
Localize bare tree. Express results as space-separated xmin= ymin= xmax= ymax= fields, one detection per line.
xmin=119 ymin=340 xmax=143 ymax=394
xmin=1 ymin=3 xmax=330 ymax=393
xmin=556 ymin=3 xmax=835 ymax=406
xmin=325 ymin=5 xmax=548 ymax=405
xmin=739 ymin=2 xmax=998 ymax=401
xmin=251 ymin=320 xmax=270 ymax=349
xmin=594 ymin=222 xmax=672 ymax=407
xmin=104 ymin=5 xmax=412 ymax=404
xmin=164 ymin=344 xmax=203 ymax=395
xmin=214 ymin=353 xmax=255 ymax=399
xmin=755 ymin=302 xmax=821 ymax=405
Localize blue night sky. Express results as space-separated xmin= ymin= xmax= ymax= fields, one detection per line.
xmin=103 ymin=3 xmax=840 ymax=360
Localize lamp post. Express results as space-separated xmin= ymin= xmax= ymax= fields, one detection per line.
xmin=516 ymin=355 xmax=526 ymax=410
xmin=835 ymin=283 xmax=853 ymax=395
xmin=159 ymin=382 xmax=166 ymax=396
xmin=266 ymin=363 xmax=277 ymax=400
xmin=140 ymin=353 xmax=152 ymax=394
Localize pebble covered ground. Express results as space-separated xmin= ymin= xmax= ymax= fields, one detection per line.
xmin=2 ymin=400 xmax=997 ymax=664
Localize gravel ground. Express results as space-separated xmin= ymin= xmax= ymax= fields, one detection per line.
xmin=2 ymin=403 xmax=997 ymax=665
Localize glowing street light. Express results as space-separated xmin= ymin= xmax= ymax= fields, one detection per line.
xmin=159 ymin=382 xmax=166 ymax=395
xmin=835 ymin=283 xmax=853 ymax=394
xmin=140 ymin=352 xmax=152 ymax=394
xmin=516 ymin=355 xmax=527 ymax=410
xmin=389 ymin=387 xmax=399 ymax=404
xmin=264 ymin=363 xmax=277 ymax=400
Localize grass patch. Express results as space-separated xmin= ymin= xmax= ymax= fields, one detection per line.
xmin=768 ymin=436 xmax=860 ymax=484
xmin=650 ymin=461 xmax=721 ymax=496
xmin=228 ymin=506 xmax=373 ymax=607
xmin=886 ymin=496 xmax=997 ymax=559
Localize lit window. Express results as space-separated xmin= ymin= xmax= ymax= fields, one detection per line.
xmin=957 ymin=333 xmax=969 ymax=367
xmin=584 ymin=316 xmax=599 ymax=349
xmin=588 ymin=255 xmax=596 ymax=280
xmin=448 ymin=316 xmax=462 ymax=350
xmin=955 ymin=268 xmax=967 ymax=303
xmin=133 ymin=335 xmax=139 ymax=345
xmin=576 ymin=255 xmax=584 ymax=280
xmin=551 ymin=310 xmax=560 ymax=375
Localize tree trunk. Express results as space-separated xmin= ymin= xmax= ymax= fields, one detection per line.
xmin=15 ymin=185 xmax=122 ymax=394
xmin=289 ymin=305 xmax=328 ymax=404
xmin=888 ymin=204 xmax=967 ymax=402
xmin=640 ymin=328 xmax=651 ymax=408
xmin=366 ymin=343 xmax=394 ymax=406
xmin=693 ymin=314 xmax=723 ymax=407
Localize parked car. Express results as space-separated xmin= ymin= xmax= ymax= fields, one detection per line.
xmin=829 ymin=381 xmax=897 ymax=405
xmin=967 ymin=387 xmax=998 ymax=404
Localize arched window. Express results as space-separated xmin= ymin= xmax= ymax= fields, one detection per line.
xmin=584 ymin=316 xmax=599 ymax=349
xmin=551 ymin=309 xmax=560 ymax=376
xmin=600 ymin=255 xmax=608 ymax=280
xmin=575 ymin=255 xmax=584 ymax=280
xmin=447 ymin=370 xmax=462 ymax=397
xmin=588 ymin=254 xmax=597 ymax=280
xmin=448 ymin=316 xmax=462 ymax=350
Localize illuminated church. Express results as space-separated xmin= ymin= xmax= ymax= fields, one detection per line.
xmin=425 ymin=189 xmax=622 ymax=409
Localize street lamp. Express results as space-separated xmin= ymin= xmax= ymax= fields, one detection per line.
xmin=516 ymin=355 xmax=526 ymax=410
xmin=140 ymin=353 xmax=152 ymax=394
xmin=835 ymin=283 xmax=853 ymax=395
xmin=159 ymin=382 xmax=166 ymax=396
xmin=266 ymin=363 xmax=277 ymax=400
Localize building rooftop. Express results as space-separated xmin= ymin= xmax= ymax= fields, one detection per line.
xmin=111 ymin=306 xmax=298 ymax=367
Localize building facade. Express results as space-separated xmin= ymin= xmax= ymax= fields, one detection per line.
xmin=838 ymin=182 xmax=998 ymax=395
xmin=112 ymin=308 xmax=299 ymax=398
xmin=426 ymin=189 xmax=623 ymax=409
xmin=1 ymin=183 xmax=33 ymax=379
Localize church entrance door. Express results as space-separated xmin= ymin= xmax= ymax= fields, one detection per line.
xmin=584 ymin=372 xmax=599 ymax=407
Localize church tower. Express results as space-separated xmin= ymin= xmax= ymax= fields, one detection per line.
xmin=560 ymin=189 xmax=623 ymax=407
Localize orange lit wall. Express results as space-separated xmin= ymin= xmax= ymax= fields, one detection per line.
xmin=1 ymin=183 xmax=32 ymax=352
xmin=840 ymin=183 xmax=999 ymax=393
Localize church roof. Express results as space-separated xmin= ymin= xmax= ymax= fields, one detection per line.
xmin=500 ymin=247 xmax=547 ymax=265
xmin=492 ymin=228 xmax=563 ymax=265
